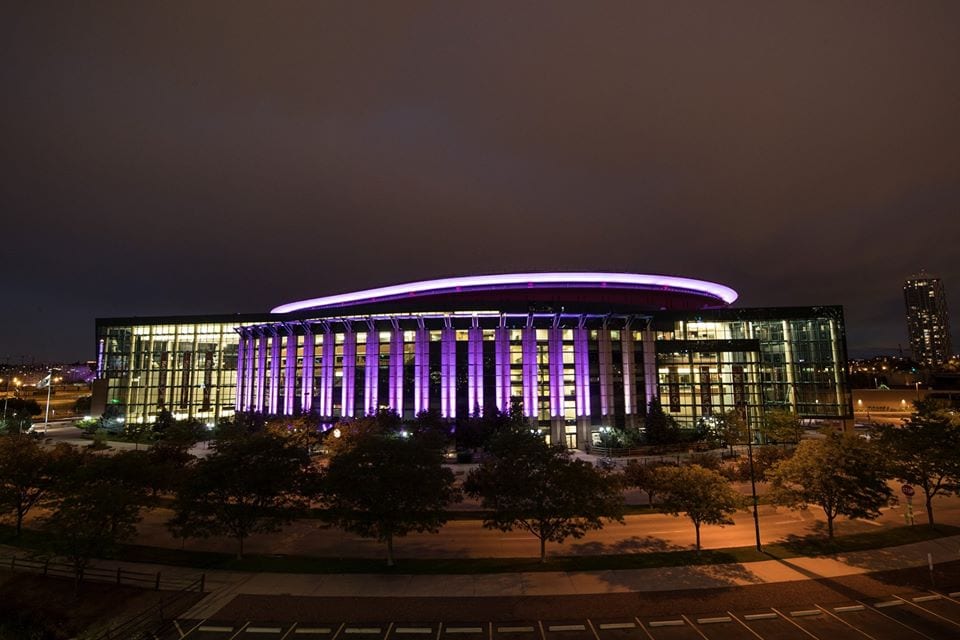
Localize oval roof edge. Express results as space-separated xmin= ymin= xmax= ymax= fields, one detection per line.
xmin=271 ymin=272 xmax=738 ymax=314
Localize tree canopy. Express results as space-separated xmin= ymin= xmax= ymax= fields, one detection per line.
xmin=0 ymin=436 xmax=75 ymax=536
xmin=769 ymin=432 xmax=892 ymax=538
xmin=464 ymin=428 xmax=624 ymax=562
xmin=42 ymin=450 xmax=151 ymax=591
xmin=643 ymin=398 xmax=680 ymax=445
xmin=622 ymin=459 xmax=673 ymax=508
xmin=760 ymin=409 xmax=802 ymax=443
xmin=875 ymin=399 xmax=960 ymax=526
xmin=656 ymin=464 xmax=744 ymax=554
xmin=167 ymin=430 xmax=314 ymax=557
xmin=321 ymin=429 xmax=460 ymax=566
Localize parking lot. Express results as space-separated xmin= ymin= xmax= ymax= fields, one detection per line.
xmin=165 ymin=589 xmax=960 ymax=640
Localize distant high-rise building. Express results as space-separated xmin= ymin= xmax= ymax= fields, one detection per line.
xmin=904 ymin=273 xmax=952 ymax=366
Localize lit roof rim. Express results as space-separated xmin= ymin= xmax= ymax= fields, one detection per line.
xmin=270 ymin=272 xmax=738 ymax=314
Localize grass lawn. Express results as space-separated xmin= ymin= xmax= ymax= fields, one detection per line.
xmin=3 ymin=523 xmax=958 ymax=575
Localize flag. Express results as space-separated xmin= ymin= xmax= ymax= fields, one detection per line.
xmin=37 ymin=374 xmax=51 ymax=389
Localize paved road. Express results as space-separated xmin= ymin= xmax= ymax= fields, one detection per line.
xmin=118 ymin=495 xmax=960 ymax=561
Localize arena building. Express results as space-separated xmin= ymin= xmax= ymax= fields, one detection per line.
xmin=93 ymin=272 xmax=853 ymax=447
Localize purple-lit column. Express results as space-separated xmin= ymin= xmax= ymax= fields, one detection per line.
xmin=548 ymin=326 xmax=565 ymax=443
xmin=467 ymin=325 xmax=483 ymax=416
xmin=244 ymin=329 xmax=255 ymax=411
xmin=574 ymin=325 xmax=591 ymax=419
xmin=320 ymin=332 xmax=334 ymax=416
xmin=301 ymin=324 xmax=314 ymax=414
xmin=284 ymin=325 xmax=296 ymax=416
xmin=365 ymin=327 xmax=379 ymax=414
xmin=269 ymin=327 xmax=281 ymax=415
xmin=341 ymin=331 xmax=356 ymax=417
xmin=389 ymin=327 xmax=403 ymax=416
xmin=598 ymin=328 xmax=612 ymax=421
xmin=522 ymin=327 xmax=537 ymax=419
xmin=256 ymin=329 xmax=267 ymax=412
xmin=494 ymin=326 xmax=510 ymax=412
xmin=441 ymin=326 xmax=456 ymax=418
xmin=621 ymin=324 xmax=636 ymax=428
xmin=414 ymin=327 xmax=429 ymax=415
xmin=234 ymin=331 xmax=246 ymax=411
xmin=642 ymin=325 xmax=658 ymax=410
xmin=548 ymin=327 xmax=563 ymax=418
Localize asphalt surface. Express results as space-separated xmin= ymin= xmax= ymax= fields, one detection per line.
xmin=157 ymin=561 xmax=960 ymax=639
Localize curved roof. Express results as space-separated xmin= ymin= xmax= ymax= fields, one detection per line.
xmin=271 ymin=272 xmax=737 ymax=314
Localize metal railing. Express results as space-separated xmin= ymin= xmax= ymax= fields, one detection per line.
xmin=88 ymin=575 xmax=206 ymax=640
xmin=1 ymin=554 xmax=201 ymax=592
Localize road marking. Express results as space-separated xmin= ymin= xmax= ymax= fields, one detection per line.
xmin=497 ymin=627 xmax=534 ymax=633
xmin=647 ymin=620 xmax=684 ymax=627
xmin=912 ymin=595 xmax=943 ymax=602
xmin=547 ymin=625 xmax=585 ymax=632
xmin=834 ymin=605 xmax=865 ymax=612
xmin=345 ymin=628 xmax=381 ymax=634
xmin=646 ymin=530 xmax=688 ymax=535
xmin=853 ymin=518 xmax=883 ymax=527
xmin=395 ymin=629 xmax=432 ymax=635
xmin=199 ymin=626 xmax=234 ymax=632
xmin=294 ymin=628 xmax=333 ymax=634
xmin=874 ymin=600 xmax=905 ymax=608
xmin=597 ymin=623 xmax=635 ymax=630
xmin=445 ymin=628 xmax=483 ymax=634
xmin=696 ymin=617 xmax=731 ymax=624
xmin=175 ymin=620 xmax=185 ymax=638
xmin=743 ymin=613 xmax=777 ymax=621
xmin=248 ymin=629 xmax=283 ymax=634
xmin=949 ymin=591 xmax=960 ymax=598
xmin=790 ymin=610 xmax=821 ymax=617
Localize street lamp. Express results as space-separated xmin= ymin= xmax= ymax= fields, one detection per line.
xmin=42 ymin=367 xmax=60 ymax=434
xmin=745 ymin=404 xmax=762 ymax=552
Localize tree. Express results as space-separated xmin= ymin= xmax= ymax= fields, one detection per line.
xmin=769 ymin=432 xmax=892 ymax=538
xmin=715 ymin=409 xmax=749 ymax=455
xmin=167 ymin=431 xmax=313 ymax=558
xmin=622 ymin=459 xmax=673 ymax=508
xmin=42 ymin=451 xmax=149 ymax=592
xmin=643 ymin=398 xmax=680 ymax=445
xmin=321 ymin=430 xmax=460 ymax=566
xmin=464 ymin=429 xmax=624 ymax=562
xmin=761 ymin=409 xmax=802 ymax=443
xmin=0 ymin=435 xmax=58 ymax=536
xmin=409 ymin=409 xmax=453 ymax=450
xmin=1 ymin=398 xmax=41 ymax=433
xmin=656 ymin=464 xmax=744 ymax=555
xmin=73 ymin=395 xmax=92 ymax=416
xmin=876 ymin=399 xmax=960 ymax=526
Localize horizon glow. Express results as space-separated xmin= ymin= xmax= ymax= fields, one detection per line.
xmin=271 ymin=272 xmax=738 ymax=314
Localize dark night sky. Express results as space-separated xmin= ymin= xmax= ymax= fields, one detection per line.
xmin=2 ymin=2 xmax=958 ymax=363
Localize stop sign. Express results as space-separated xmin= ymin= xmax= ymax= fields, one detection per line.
xmin=901 ymin=484 xmax=915 ymax=497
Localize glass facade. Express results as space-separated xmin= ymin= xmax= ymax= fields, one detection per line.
xmin=96 ymin=320 xmax=249 ymax=426
xmin=95 ymin=306 xmax=852 ymax=447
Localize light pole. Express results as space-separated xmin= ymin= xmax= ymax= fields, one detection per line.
xmin=42 ymin=368 xmax=60 ymax=434
xmin=745 ymin=404 xmax=762 ymax=552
